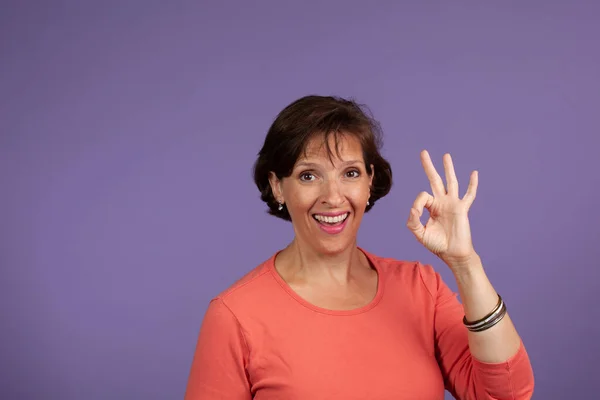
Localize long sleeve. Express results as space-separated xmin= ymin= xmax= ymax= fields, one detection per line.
xmin=184 ymin=298 xmax=253 ymax=400
xmin=419 ymin=265 xmax=535 ymax=400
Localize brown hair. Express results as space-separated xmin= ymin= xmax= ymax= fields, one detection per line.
xmin=253 ymin=95 xmax=393 ymax=221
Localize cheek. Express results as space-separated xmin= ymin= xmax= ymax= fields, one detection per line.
xmin=349 ymin=183 xmax=370 ymax=201
xmin=285 ymin=187 xmax=316 ymax=213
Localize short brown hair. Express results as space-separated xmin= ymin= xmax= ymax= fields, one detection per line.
xmin=253 ymin=95 xmax=393 ymax=221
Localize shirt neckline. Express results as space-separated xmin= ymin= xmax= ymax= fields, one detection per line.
xmin=266 ymin=246 xmax=385 ymax=316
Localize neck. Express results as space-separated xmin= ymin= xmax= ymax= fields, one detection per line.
xmin=278 ymin=238 xmax=367 ymax=284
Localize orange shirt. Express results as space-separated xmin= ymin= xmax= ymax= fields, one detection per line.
xmin=185 ymin=249 xmax=534 ymax=399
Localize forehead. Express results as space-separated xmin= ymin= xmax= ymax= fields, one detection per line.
xmin=299 ymin=133 xmax=364 ymax=162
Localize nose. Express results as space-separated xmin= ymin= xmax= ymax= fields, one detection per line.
xmin=321 ymin=179 xmax=345 ymax=207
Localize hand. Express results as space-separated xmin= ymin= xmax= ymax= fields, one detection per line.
xmin=406 ymin=150 xmax=479 ymax=270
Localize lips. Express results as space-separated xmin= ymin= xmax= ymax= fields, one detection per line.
xmin=312 ymin=212 xmax=350 ymax=234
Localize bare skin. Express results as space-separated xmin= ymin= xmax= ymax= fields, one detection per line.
xmin=406 ymin=150 xmax=521 ymax=363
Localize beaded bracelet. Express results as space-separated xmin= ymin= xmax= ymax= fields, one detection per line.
xmin=463 ymin=294 xmax=507 ymax=332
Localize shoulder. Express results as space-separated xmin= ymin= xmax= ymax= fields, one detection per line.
xmin=210 ymin=252 xmax=282 ymax=315
xmin=361 ymin=248 xmax=443 ymax=298
xmin=363 ymin=247 xmax=437 ymax=278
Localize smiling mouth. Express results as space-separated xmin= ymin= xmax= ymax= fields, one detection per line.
xmin=312 ymin=212 xmax=350 ymax=226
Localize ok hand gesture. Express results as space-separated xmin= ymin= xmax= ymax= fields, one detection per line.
xmin=406 ymin=150 xmax=479 ymax=271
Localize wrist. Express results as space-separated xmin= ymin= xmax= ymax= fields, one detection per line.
xmin=445 ymin=252 xmax=483 ymax=276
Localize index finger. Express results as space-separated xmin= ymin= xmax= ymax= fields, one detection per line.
xmin=420 ymin=150 xmax=446 ymax=197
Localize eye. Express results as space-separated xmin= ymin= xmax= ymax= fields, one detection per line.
xmin=345 ymin=169 xmax=361 ymax=178
xmin=299 ymin=172 xmax=315 ymax=182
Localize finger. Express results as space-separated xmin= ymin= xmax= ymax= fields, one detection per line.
xmin=406 ymin=208 xmax=425 ymax=240
xmin=412 ymin=190 xmax=435 ymax=213
xmin=443 ymin=153 xmax=459 ymax=197
xmin=407 ymin=191 xmax=434 ymax=239
xmin=463 ymin=170 xmax=478 ymax=207
xmin=420 ymin=150 xmax=446 ymax=197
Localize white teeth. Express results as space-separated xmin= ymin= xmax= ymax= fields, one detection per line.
xmin=314 ymin=213 xmax=349 ymax=224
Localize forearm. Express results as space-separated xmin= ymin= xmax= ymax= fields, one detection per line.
xmin=449 ymin=254 xmax=522 ymax=363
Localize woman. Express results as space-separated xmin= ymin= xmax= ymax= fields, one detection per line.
xmin=184 ymin=96 xmax=534 ymax=399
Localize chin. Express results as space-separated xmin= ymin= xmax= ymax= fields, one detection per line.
xmin=312 ymin=234 xmax=356 ymax=256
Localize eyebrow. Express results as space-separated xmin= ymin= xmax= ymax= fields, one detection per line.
xmin=295 ymin=160 xmax=363 ymax=169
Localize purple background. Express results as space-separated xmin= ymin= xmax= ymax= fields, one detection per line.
xmin=2 ymin=1 xmax=598 ymax=399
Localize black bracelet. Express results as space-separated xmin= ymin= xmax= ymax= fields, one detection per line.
xmin=463 ymin=294 xmax=502 ymax=326
xmin=468 ymin=305 xmax=507 ymax=332
xmin=463 ymin=294 xmax=507 ymax=332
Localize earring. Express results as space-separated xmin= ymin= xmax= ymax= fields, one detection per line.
xmin=367 ymin=200 xmax=370 ymax=206
xmin=278 ymin=202 xmax=284 ymax=211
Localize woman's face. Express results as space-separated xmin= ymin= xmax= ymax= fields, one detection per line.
xmin=269 ymin=134 xmax=373 ymax=255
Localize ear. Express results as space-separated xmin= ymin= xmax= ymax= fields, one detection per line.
xmin=268 ymin=172 xmax=284 ymax=203
xmin=369 ymin=164 xmax=375 ymax=187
